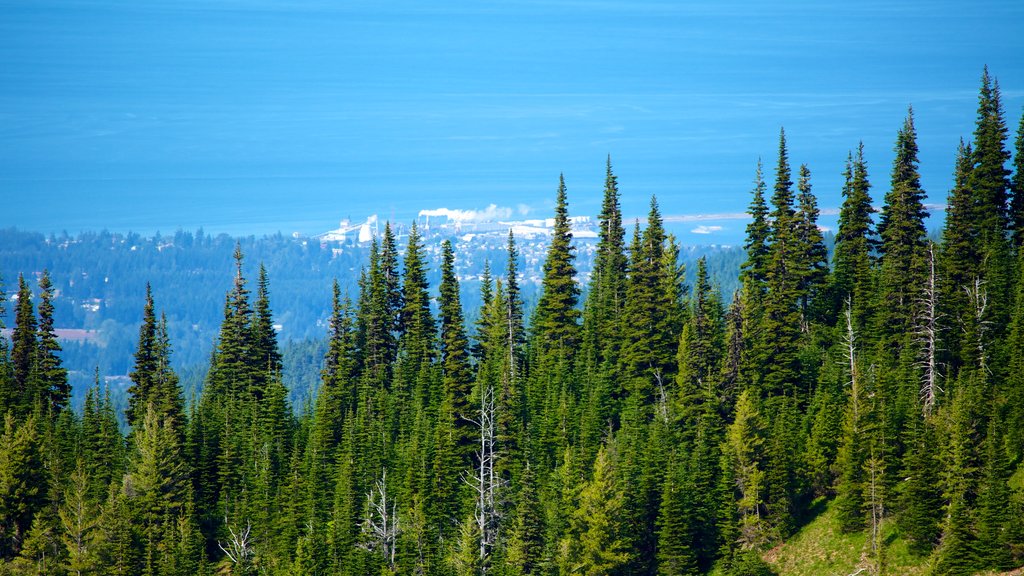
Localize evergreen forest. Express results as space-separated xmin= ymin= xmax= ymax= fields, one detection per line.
xmin=2 ymin=68 xmax=1024 ymax=576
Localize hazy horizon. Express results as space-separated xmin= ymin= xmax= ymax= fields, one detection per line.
xmin=3 ymin=0 xmax=1022 ymax=244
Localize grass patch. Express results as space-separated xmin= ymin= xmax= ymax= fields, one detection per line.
xmin=763 ymin=497 xmax=931 ymax=576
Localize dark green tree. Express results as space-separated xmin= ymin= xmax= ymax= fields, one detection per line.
xmin=740 ymin=160 xmax=771 ymax=292
xmin=1011 ymin=109 xmax=1024 ymax=249
xmin=35 ymin=270 xmax=69 ymax=414
xmin=877 ymin=108 xmax=928 ymax=342
xmin=439 ymin=239 xmax=474 ymax=461
xmin=831 ymin=144 xmax=876 ymax=329
xmin=532 ymin=174 xmax=581 ymax=356
xmin=10 ymin=275 xmax=37 ymax=415
xmin=793 ymin=164 xmax=828 ymax=329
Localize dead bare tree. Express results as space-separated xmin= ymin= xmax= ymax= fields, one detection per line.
xmin=964 ymin=277 xmax=991 ymax=374
xmin=218 ymin=518 xmax=255 ymax=570
xmin=360 ymin=469 xmax=399 ymax=570
xmin=915 ymin=242 xmax=942 ymax=415
xmin=843 ymin=298 xmax=860 ymax=423
xmin=464 ymin=376 xmax=500 ymax=573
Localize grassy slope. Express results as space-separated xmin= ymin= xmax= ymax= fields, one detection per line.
xmin=741 ymin=498 xmax=1024 ymax=576
xmin=760 ymin=498 xmax=931 ymax=576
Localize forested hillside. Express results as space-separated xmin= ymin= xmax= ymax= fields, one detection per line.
xmin=1 ymin=69 xmax=1023 ymax=576
xmin=0 ymin=223 xmax=745 ymax=415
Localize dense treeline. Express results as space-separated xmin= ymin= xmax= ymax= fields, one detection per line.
xmin=0 ymin=222 xmax=746 ymax=412
xmin=2 ymin=69 xmax=1024 ymax=575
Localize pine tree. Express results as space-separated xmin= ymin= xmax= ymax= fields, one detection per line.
xmin=621 ymin=196 xmax=681 ymax=405
xmin=59 ymin=460 xmax=100 ymax=576
xmin=533 ymin=174 xmax=581 ymax=356
xmin=1011 ymin=110 xmax=1024 ymax=249
xmin=251 ymin=264 xmax=283 ymax=383
xmin=657 ymin=452 xmax=698 ymax=576
xmin=741 ymin=160 xmax=771 ymax=292
xmin=127 ymin=284 xmax=159 ymax=430
xmin=724 ymin=390 xmax=768 ymax=550
xmin=969 ymin=67 xmax=1012 ymax=243
xmin=793 ymin=164 xmax=828 ymax=329
xmin=127 ymin=288 xmax=185 ymax=443
xmin=35 ymin=270 xmax=69 ymax=414
xmin=504 ymin=463 xmax=543 ymax=575
xmin=831 ymin=144 xmax=876 ymax=329
xmin=834 ymin=303 xmax=868 ymax=532
xmin=976 ymin=409 xmax=1013 ymax=569
xmin=11 ymin=275 xmax=37 ymax=415
xmin=0 ymin=413 xmax=48 ymax=558
xmin=439 ymin=239 xmax=475 ymax=462
xmin=579 ymin=158 xmax=628 ymax=452
xmin=760 ymin=128 xmax=803 ymax=396
xmin=557 ymin=443 xmax=630 ymax=576
xmin=896 ymin=409 xmax=942 ymax=555
xmin=878 ymin=108 xmax=929 ymax=342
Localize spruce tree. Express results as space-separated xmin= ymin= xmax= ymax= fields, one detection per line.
xmin=761 ymin=128 xmax=803 ymax=397
xmin=557 ymin=443 xmax=630 ymax=575
xmin=0 ymin=414 xmax=48 ymax=558
xmin=878 ymin=108 xmax=928 ymax=342
xmin=793 ymin=164 xmax=828 ymax=329
xmin=532 ymin=174 xmax=581 ymax=356
xmin=1011 ymin=110 xmax=1024 ymax=249
xmin=741 ymin=160 xmax=771 ymax=292
xmin=10 ymin=275 xmax=37 ymax=415
xmin=251 ymin=264 xmax=283 ymax=383
xmin=831 ymin=144 xmax=876 ymax=329
xmin=439 ymin=240 xmax=474 ymax=462
xmin=35 ymin=269 xmax=69 ymax=414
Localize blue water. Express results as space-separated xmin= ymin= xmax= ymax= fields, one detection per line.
xmin=2 ymin=1 xmax=1022 ymax=244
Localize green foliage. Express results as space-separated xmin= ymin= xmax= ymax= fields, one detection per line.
xmin=558 ymin=443 xmax=630 ymax=576
xmin=5 ymin=94 xmax=1024 ymax=574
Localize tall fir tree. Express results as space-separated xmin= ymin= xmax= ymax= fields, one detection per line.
xmin=741 ymin=160 xmax=771 ymax=292
xmin=760 ymin=128 xmax=803 ymax=397
xmin=1010 ymin=109 xmax=1024 ymax=249
xmin=10 ymin=275 xmax=37 ymax=416
xmin=831 ymin=144 xmax=876 ymax=330
xmin=439 ymin=240 xmax=475 ymax=462
xmin=532 ymin=174 xmax=581 ymax=356
xmin=877 ymin=108 xmax=929 ymax=343
xmin=793 ymin=164 xmax=828 ymax=329
xmin=35 ymin=269 xmax=69 ymax=413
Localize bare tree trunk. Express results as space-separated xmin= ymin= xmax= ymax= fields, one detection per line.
xmin=916 ymin=242 xmax=941 ymax=415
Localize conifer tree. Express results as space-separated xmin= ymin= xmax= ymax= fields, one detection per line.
xmin=741 ymin=160 xmax=771 ymax=292
xmin=657 ymin=452 xmax=698 ymax=576
xmin=59 ymin=460 xmax=100 ymax=575
xmin=793 ymin=165 xmax=828 ymax=329
xmin=723 ymin=390 xmax=767 ymax=550
xmin=878 ymin=108 xmax=929 ymax=342
xmin=579 ymin=159 xmax=628 ymax=451
xmin=969 ymin=67 xmax=1012 ymax=242
xmin=251 ymin=264 xmax=283 ymax=383
xmin=1011 ymin=110 xmax=1024 ymax=249
xmin=831 ymin=144 xmax=876 ymax=329
xmin=622 ymin=196 xmax=680 ymax=404
xmin=439 ymin=239 xmax=475 ymax=462
xmin=0 ymin=413 xmax=48 ymax=558
xmin=127 ymin=284 xmax=159 ymax=430
xmin=896 ymin=408 xmax=942 ymax=555
xmin=10 ymin=275 xmax=37 ymax=415
xmin=557 ymin=443 xmax=630 ymax=576
xmin=761 ymin=128 xmax=803 ymax=396
xmin=35 ymin=269 xmax=69 ymax=414
xmin=532 ymin=174 xmax=581 ymax=356
xmin=504 ymin=463 xmax=543 ymax=576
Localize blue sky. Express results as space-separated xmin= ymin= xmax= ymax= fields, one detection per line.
xmin=2 ymin=0 xmax=1023 ymax=244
